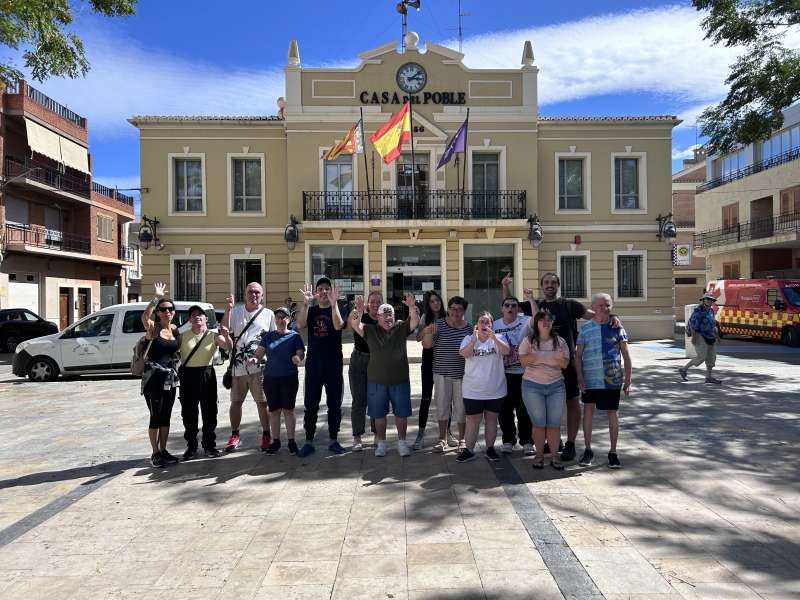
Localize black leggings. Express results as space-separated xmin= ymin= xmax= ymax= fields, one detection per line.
xmin=144 ymin=373 xmax=176 ymax=428
xmin=419 ymin=347 xmax=434 ymax=429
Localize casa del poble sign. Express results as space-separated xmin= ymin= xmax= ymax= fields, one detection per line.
xmin=359 ymin=61 xmax=466 ymax=105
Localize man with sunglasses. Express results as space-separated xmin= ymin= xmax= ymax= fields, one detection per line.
xmin=221 ymin=282 xmax=276 ymax=452
xmin=493 ymin=297 xmax=534 ymax=455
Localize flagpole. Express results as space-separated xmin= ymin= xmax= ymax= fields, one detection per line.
xmin=360 ymin=106 xmax=371 ymax=218
xmin=408 ymin=100 xmax=417 ymax=219
xmin=461 ymin=107 xmax=469 ymax=213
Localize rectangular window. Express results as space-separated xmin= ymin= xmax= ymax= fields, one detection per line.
xmin=472 ymin=153 xmax=499 ymax=217
xmin=310 ymin=245 xmax=364 ymax=305
xmin=324 ymin=154 xmax=354 ymax=216
xmin=614 ymin=157 xmax=639 ymax=209
xmin=761 ymin=139 xmax=772 ymax=162
xmin=560 ymin=255 xmax=587 ymax=299
xmin=174 ymin=158 xmax=203 ymax=212
xmin=233 ymin=258 xmax=263 ymax=302
xmin=782 ymin=130 xmax=791 ymax=156
xmin=232 ymin=158 xmax=262 ymax=212
xmin=558 ymin=158 xmax=584 ymax=209
xmin=722 ymin=203 xmax=739 ymax=232
xmin=675 ymin=277 xmax=697 ymax=285
xmin=780 ymin=186 xmax=800 ymax=217
xmin=792 ymin=126 xmax=800 ymax=150
xmin=96 ymin=214 xmax=113 ymax=242
xmin=617 ymin=254 xmax=644 ymax=299
xmin=771 ymin=133 xmax=781 ymax=158
xmin=463 ymin=244 xmax=514 ymax=323
xmin=174 ymin=259 xmax=202 ymax=301
xmin=722 ymin=261 xmax=741 ymax=280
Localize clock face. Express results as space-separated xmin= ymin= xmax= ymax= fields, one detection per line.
xmin=396 ymin=62 xmax=427 ymax=94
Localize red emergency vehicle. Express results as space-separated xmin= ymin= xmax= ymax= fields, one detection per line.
xmin=706 ymin=279 xmax=800 ymax=347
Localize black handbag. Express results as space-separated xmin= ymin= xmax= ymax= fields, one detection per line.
xmin=222 ymin=308 xmax=264 ymax=390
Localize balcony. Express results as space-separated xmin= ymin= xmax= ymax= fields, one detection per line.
xmin=5 ymin=80 xmax=86 ymax=129
xmin=698 ymin=146 xmax=800 ymax=193
xmin=5 ymin=223 xmax=90 ymax=254
xmin=302 ymin=190 xmax=527 ymax=221
xmin=694 ymin=212 xmax=800 ymax=250
xmin=92 ymin=181 xmax=135 ymax=208
xmin=4 ymin=155 xmax=90 ymax=198
xmin=119 ymin=244 xmax=138 ymax=262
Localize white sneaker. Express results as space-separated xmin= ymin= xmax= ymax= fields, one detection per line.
xmin=523 ymin=443 xmax=535 ymax=456
xmin=398 ymin=440 xmax=411 ymax=457
xmin=352 ymin=436 xmax=363 ymax=452
xmin=447 ymin=431 xmax=459 ymax=447
xmin=412 ymin=431 xmax=424 ymax=450
xmin=375 ymin=441 xmax=387 ymax=457
xmin=501 ymin=442 xmax=514 ymax=454
xmin=433 ymin=440 xmax=447 ymax=453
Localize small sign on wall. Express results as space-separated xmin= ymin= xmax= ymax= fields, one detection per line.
xmin=673 ymin=243 xmax=693 ymax=266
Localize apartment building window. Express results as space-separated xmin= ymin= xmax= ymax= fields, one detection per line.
xmin=722 ymin=203 xmax=739 ymax=233
xmin=324 ymin=154 xmax=354 ymax=214
xmin=310 ymin=244 xmax=365 ymax=304
xmin=558 ymin=252 xmax=589 ymax=300
xmin=615 ymin=158 xmax=639 ymax=209
xmin=96 ymin=214 xmax=114 ymax=242
xmin=231 ymin=158 xmax=263 ymax=213
xmin=781 ymin=186 xmax=800 ymax=220
xmin=174 ymin=158 xmax=203 ymax=213
xmin=172 ymin=257 xmax=203 ymax=301
xmin=558 ymin=158 xmax=585 ymax=210
xmin=614 ymin=251 xmax=647 ymax=300
xmin=675 ymin=277 xmax=697 ymax=285
xmin=722 ymin=261 xmax=741 ymax=280
xmin=472 ymin=153 xmax=499 ymax=217
xmin=231 ymin=256 xmax=264 ymax=302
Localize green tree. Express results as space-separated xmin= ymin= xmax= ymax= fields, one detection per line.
xmin=0 ymin=0 xmax=136 ymax=85
xmin=694 ymin=0 xmax=800 ymax=155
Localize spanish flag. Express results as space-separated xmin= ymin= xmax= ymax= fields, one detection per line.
xmin=322 ymin=119 xmax=364 ymax=161
xmin=370 ymin=103 xmax=412 ymax=164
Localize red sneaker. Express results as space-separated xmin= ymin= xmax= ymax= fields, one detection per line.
xmin=224 ymin=434 xmax=241 ymax=452
xmin=261 ymin=431 xmax=272 ymax=451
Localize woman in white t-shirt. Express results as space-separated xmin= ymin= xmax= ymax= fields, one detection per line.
xmin=456 ymin=311 xmax=510 ymax=463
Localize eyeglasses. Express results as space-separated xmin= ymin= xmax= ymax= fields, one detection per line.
xmin=158 ymin=306 xmax=175 ymax=313
xmin=503 ymin=303 xmax=518 ymax=308
xmin=276 ymin=314 xmax=289 ymax=319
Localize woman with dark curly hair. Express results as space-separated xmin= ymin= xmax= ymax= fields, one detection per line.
xmin=414 ymin=290 xmax=446 ymax=449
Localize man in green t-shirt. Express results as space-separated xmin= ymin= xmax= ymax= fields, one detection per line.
xmin=349 ymin=293 xmax=419 ymax=457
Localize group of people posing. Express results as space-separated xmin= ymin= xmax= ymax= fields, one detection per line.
xmin=139 ymin=272 xmax=632 ymax=470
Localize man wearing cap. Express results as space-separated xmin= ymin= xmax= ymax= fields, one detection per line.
xmin=221 ymin=282 xmax=276 ymax=452
xmin=348 ymin=294 xmax=419 ymax=457
xmin=680 ymin=293 xmax=722 ymax=384
xmin=296 ymin=278 xmax=347 ymax=456
xmin=178 ymin=305 xmax=231 ymax=460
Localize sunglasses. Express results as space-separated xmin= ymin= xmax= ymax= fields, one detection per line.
xmin=503 ymin=303 xmax=518 ymax=308
xmin=158 ymin=306 xmax=175 ymax=313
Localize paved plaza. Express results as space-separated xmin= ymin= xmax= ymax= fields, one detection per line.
xmin=0 ymin=337 xmax=798 ymax=600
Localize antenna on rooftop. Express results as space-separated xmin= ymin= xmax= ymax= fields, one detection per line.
xmin=458 ymin=0 xmax=470 ymax=53
xmin=397 ymin=0 xmax=421 ymax=52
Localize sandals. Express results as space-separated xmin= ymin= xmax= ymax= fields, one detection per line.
xmin=532 ymin=456 xmax=545 ymax=469
xmin=550 ymin=459 xmax=565 ymax=471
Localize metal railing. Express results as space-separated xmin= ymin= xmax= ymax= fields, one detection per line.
xmin=4 ymin=155 xmax=90 ymax=198
xmin=303 ymin=190 xmax=527 ymax=221
xmin=119 ymin=245 xmax=137 ymax=262
xmin=674 ymin=219 xmax=695 ymax=228
xmin=5 ymin=223 xmax=90 ymax=254
xmin=698 ymin=146 xmax=800 ymax=192
xmin=694 ymin=211 xmax=800 ymax=249
xmin=25 ymin=83 xmax=86 ymax=128
xmin=4 ymin=79 xmax=19 ymax=94
xmin=91 ymin=181 xmax=135 ymax=207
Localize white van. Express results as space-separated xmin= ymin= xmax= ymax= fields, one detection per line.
xmin=12 ymin=301 xmax=217 ymax=381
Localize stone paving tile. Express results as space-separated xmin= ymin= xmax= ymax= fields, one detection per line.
xmin=262 ymin=560 xmax=339 ymax=586
xmin=407 ymin=563 xmax=483 ymax=591
xmin=479 ymin=569 xmax=564 ymax=600
xmin=407 ymin=542 xmax=473 ymax=564
xmin=342 ymin=533 xmax=406 ymax=556
xmin=471 ymin=546 xmax=547 ymax=573
xmin=571 ymin=546 xmax=675 ymax=595
xmin=253 ymin=584 xmax=333 ymax=599
xmin=331 ymin=576 xmax=408 ymax=600
xmin=408 ymin=587 xmax=485 ymax=599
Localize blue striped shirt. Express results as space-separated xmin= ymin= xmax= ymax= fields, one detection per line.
xmin=432 ymin=318 xmax=472 ymax=378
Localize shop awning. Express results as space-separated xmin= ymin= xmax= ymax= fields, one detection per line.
xmin=24 ymin=118 xmax=61 ymax=163
xmin=59 ymin=136 xmax=90 ymax=174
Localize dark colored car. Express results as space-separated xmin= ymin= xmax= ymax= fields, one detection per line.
xmin=0 ymin=309 xmax=59 ymax=352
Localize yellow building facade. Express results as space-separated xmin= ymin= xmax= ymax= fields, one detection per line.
xmin=131 ymin=34 xmax=678 ymax=339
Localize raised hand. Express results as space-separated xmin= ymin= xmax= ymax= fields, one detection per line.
xmin=523 ymin=288 xmax=535 ymax=303
xmin=225 ymin=294 xmax=234 ymax=311
xmin=474 ymin=323 xmax=482 ymax=338
xmin=329 ymin=285 xmax=342 ymax=302
xmin=300 ymin=284 xmax=315 ymax=306
xmin=403 ymin=293 xmax=417 ymax=309
xmin=154 ymin=281 xmax=167 ymax=297
xmin=424 ymin=323 xmax=438 ymax=337
xmin=502 ymin=273 xmax=512 ymax=288
xmin=354 ymin=295 xmax=365 ymax=313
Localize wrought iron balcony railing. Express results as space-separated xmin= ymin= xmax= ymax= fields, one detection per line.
xmin=92 ymin=181 xmax=135 ymax=207
xmin=119 ymin=245 xmax=138 ymax=262
xmin=303 ymin=190 xmax=527 ymax=221
xmin=5 ymin=223 xmax=90 ymax=254
xmin=698 ymin=146 xmax=800 ymax=193
xmin=4 ymin=155 xmax=90 ymax=198
xmin=25 ymin=83 xmax=87 ymax=129
xmin=694 ymin=211 xmax=800 ymax=249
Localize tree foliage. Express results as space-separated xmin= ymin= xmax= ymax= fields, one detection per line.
xmin=694 ymin=0 xmax=800 ymax=155
xmin=0 ymin=0 xmax=136 ymax=86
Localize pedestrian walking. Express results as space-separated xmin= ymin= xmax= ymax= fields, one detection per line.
xmin=178 ymin=305 xmax=230 ymax=461
xmin=575 ymin=293 xmax=632 ymax=469
xmin=519 ymin=311 xmax=570 ymax=470
xmin=140 ymin=282 xmax=181 ymax=468
xmin=250 ymin=306 xmax=305 ymax=455
xmin=295 ymin=278 xmax=347 ymax=456
xmin=414 ymin=290 xmax=446 ymax=449
xmin=680 ymin=293 xmax=722 ymax=384
xmin=349 ymin=294 xmax=419 ymax=457
xmin=347 ymin=290 xmax=382 ymax=452
xmin=221 ymin=283 xmax=276 ymax=452
xmin=456 ymin=312 xmax=510 ymax=463
xmin=420 ymin=296 xmax=472 ymax=453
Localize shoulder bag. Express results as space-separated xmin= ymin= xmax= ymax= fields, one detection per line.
xmin=177 ymin=330 xmax=211 ymax=378
xmin=222 ymin=307 xmax=264 ymax=389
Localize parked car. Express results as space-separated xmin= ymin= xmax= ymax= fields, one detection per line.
xmin=0 ymin=309 xmax=59 ymax=353
xmin=12 ymin=301 xmax=217 ymax=381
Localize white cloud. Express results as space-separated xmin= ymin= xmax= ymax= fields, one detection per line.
xmin=672 ymin=144 xmax=701 ymax=160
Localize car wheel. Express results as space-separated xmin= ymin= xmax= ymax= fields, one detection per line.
xmin=28 ymin=357 xmax=59 ymax=382
xmin=2 ymin=335 xmax=18 ymax=353
xmin=781 ymin=326 xmax=800 ymax=348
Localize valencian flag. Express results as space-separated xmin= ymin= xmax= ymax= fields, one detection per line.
xmin=322 ymin=119 xmax=364 ymax=160
xmin=370 ymin=102 xmax=412 ymax=164
xmin=436 ymin=115 xmax=468 ymax=170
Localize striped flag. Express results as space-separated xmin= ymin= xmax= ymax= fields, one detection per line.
xmin=369 ymin=103 xmax=412 ymax=165
xmin=322 ymin=119 xmax=364 ymax=160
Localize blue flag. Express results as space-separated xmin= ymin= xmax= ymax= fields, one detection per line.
xmin=436 ymin=117 xmax=468 ymax=170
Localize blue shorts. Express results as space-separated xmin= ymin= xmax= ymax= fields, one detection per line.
xmin=367 ymin=382 xmax=412 ymax=418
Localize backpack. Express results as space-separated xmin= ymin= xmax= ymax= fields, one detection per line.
xmin=131 ymin=336 xmax=154 ymax=377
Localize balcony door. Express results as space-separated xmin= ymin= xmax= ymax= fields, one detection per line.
xmin=324 ymin=154 xmax=353 ymax=218
xmin=397 ymin=153 xmax=429 ymax=219
xmin=472 ymin=153 xmax=499 ymax=218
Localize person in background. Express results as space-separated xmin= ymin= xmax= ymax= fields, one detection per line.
xmin=347 ymin=290 xmax=383 ymax=452
xmin=680 ymin=293 xmax=722 ymax=384
xmin=456 ymin=312 xmax=510 ymax=463
xmin=519 ymin=311 xmax=570 ymax=470
xmin=250 ymin=306 xmax=305 ymax=455
xmin=178 ymin=305 xmax=230 ymax=461
xmin=575 ymin=293 xmax=632 ymax=469
xmin=414 ymin=290 xmax=447 ymax=450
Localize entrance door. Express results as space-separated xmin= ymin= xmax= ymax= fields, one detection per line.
xmin=233 ymin=258 xmax=263 ymax=302
xmin=462 ymin=244 xmax=515 ymax=323
xmin=78 ymin=289 xmax=89 ymax=319
xmin=396 ymin=153 xmax=429 ymax=219
xmin=386 ymin=245 xmax=441 ymax=318
xmin=100 ymin=277 xmax=119 ymax=308
xmin=59 ymin=288 xmax=71 ymax=330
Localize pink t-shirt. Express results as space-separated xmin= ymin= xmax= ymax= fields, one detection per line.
xmin=518 ymin=335 xmax=570 ymax=384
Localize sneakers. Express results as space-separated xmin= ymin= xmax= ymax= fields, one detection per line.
xmin=266 ymin=440 xmax=281 ymax=455
xmin=261 ymin=431 xmax=272 ymax=452
xmin=375 ymin=440 xmax=387 ymax=457
xmin=458 ymin=439 xmax=466 ymax=450
xmin=447 ymin=431 xmax=459 ymax=447
xmin=561 ymin=441 xmax=576 ymax=462
xmin=287 ymin=440 xmax=299 ymax=455
xmin=160 ymin=450 xmax=179 ymax=465
xmin=398 ymin=440 xmax=412 ymax=457
xmin=204 ymin=448 xmax=222 ymax=458
xmin=608 ymin=452 xmax=621 ymax=469
xmin=456 ymin=448 xmax=476 ymax=463
xmin=522 ymin=443 xmax=535 ymax=456
xmin=182 ymin=448 xmax=198 ymax=461
xmin=328 ymin=440 xmax=345 ymax=454
xmin=679 ymin=367 xmax=688 ymax=381
xmin=412 ymin=431 xmax=425 ymax=450
xmin=485 ymin=447 xmax=500 ymax=462
xmin=433 ymin=439 xmax=447 ymax=453
xmin=224 ymin=434 xmax=241 ymax=452
xmin=578 ymin=448 xmax=594 ymax=466
xmin=352 ymin=436 xmax=363 ymax=452
xmin=705 ymin=375 xmax=722 ymax=384
xmin=297 ymin=443 xmax=315 ymax=458
xmin=500 ymin=442 xmax=514 ymax=454
xmin=149 ymin=452 xmax=165 ymax=468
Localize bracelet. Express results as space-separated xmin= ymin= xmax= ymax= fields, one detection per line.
xmin=150 ymin=297 xmax=159 ymax=306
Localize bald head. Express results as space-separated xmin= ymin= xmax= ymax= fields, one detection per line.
xmin=245 ymin=282 xmax=264 ymax=309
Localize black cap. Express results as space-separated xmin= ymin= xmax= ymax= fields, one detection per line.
xmin=187 ymin=305 xmax=206 ymax=317
xmin=315 ymin=277 xmax=332 ymax=288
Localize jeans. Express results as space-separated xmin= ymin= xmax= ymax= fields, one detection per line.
xmin=522 ymin=379 xmax=566 ymax=428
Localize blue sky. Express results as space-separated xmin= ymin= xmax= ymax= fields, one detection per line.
xmin=16 ymin=1 xmax=769 ymax=209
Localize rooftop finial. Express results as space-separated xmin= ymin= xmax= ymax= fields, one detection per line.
xmin=405 ymin=31 xmax=419 ymax=50
xmin=522 ymin=40 xmax=534 ymax=67
xmin=287 ymin=39 xmax=300 ymax=67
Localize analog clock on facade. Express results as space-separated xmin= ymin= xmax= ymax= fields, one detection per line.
xmin=396 ymin=62 xmax=427 ymax=94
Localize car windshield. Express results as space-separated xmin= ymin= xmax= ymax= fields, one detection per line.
xmin=782 ymin=285 xmax=800 ymax=307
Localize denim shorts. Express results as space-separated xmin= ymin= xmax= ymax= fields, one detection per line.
xmin=367 ymin=382 xmax=412 ymax=418
xmin=521 ymin=379 xmax=566 ymax=428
